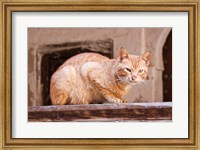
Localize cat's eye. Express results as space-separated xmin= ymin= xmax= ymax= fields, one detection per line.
xmin=125 ymin=68 xmax=132 ymax=72
xmin=138 ymin=69 xmax=144 ymax=73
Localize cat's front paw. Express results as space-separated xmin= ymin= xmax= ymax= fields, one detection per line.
xmin=106 ymin=97 xmax=124 ymax=104
xmin=114 ymin=98 xmax=128 ymax=104
xmin=115 ymin=99 xmax=124 ymax=104
xmin=122 ymin=99 xmax=128 ymax=103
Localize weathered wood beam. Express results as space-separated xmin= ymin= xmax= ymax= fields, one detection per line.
xmin=28 ymin=102 xmax=172 ymax=122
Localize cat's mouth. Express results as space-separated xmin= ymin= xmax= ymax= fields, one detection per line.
xmin=130 ymin=80 xmax=138 ymax=85
xmin=131 ymin=81 xmax=137 ymax=84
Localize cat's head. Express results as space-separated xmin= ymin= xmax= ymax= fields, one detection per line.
xmin=115 ymin=47 xmax=151 ymax=85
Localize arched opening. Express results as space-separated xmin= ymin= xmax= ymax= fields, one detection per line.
xmin=162 ymin=30 xmax=172 ymax=101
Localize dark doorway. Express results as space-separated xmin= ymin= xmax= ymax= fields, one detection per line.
xmin=162 ymin=30 xmax=172 ymax=102
xmin=41 ymin=39 xmax=113 ymax=105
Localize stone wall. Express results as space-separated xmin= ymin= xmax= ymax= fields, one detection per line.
xmin=28 ymin=28 xmax=171 ymax=106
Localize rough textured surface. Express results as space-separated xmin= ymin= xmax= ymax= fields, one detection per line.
xmin=28 ymin=102 xmax=172 ymax=122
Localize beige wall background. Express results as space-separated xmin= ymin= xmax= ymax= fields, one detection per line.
xmin=28 ymin=28 xmax=171 ymax=106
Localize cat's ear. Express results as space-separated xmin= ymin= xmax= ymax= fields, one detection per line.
xmin=118 ymin=47 xmax=129 ymax=62
xmin=140 ymin=51 xmax=152 ymax=66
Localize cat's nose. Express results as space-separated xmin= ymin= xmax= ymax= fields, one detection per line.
xmin=132 ymin=75 xmax=137 ymax=81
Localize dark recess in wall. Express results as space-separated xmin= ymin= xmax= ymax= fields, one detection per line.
xmin=162 ymin=30 xmax=172 ymax=102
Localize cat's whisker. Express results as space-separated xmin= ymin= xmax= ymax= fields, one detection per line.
xmin=140 ymin=81 xmax=145 ymax=87
xmin=135 ymin=81 xmax=146 ymax=93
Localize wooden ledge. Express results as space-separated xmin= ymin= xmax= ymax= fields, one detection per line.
xmin=28 ymin=102 xmax=172 ymax=122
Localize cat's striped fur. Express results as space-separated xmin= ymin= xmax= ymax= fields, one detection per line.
xmin=50 ymin=47 xmax=151 ymax=105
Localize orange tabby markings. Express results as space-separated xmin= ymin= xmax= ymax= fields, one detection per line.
xmin=50 ymin=47 xmax=151 ymax=105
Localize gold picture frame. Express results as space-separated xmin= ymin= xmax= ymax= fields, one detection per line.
xmin=0 ymin=0 xmax=199 ymax=149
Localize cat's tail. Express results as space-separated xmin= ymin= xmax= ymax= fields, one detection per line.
xmin=50 ymin=65 xmax=76 ymax=105
xmin=50 ymin=87 xmax=69 ymax=105
xmin=50 ymin=74 xmax=70 ymax=105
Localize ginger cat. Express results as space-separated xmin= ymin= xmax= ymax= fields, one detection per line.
xmin=50 ymin=47 xmax=151 ymax=105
